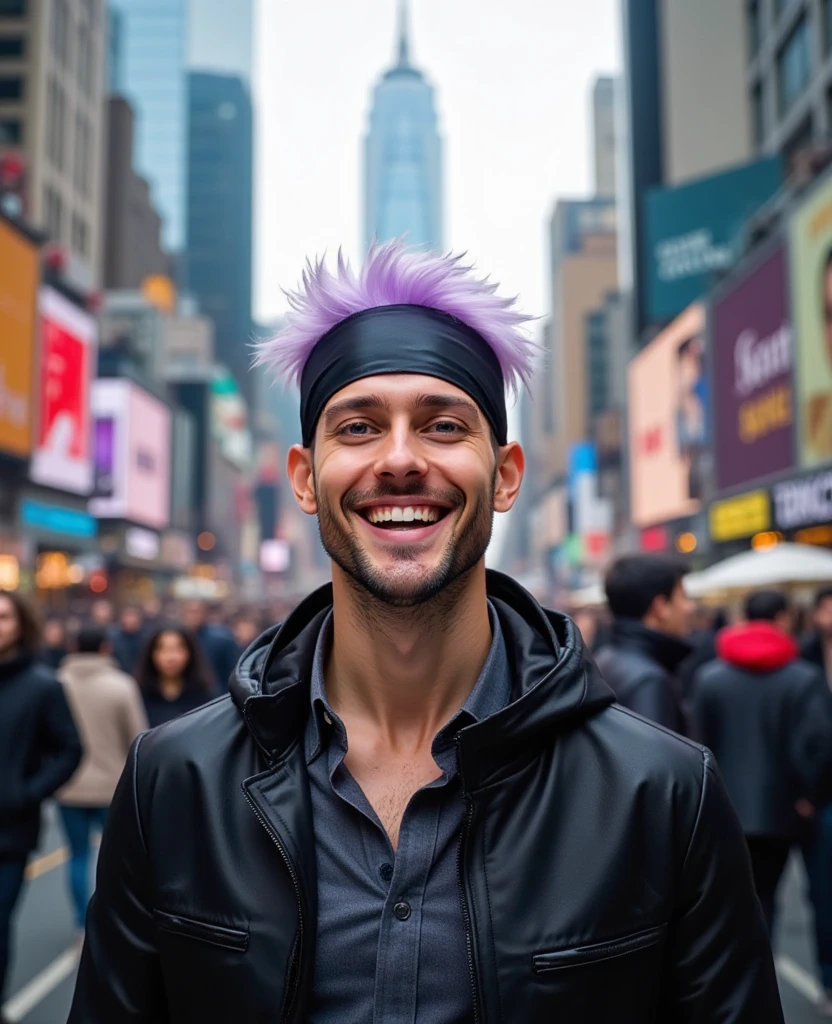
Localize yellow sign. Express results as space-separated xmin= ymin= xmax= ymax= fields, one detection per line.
xmin=709 ymin=491 xmax=771 ymax=542
xmin=0 ymin=218 xmax=39 ymax=456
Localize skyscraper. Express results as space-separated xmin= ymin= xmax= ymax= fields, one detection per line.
xmin=186 ymin=72 xmax=254 ymax=404
xmin=109 ymin=0 xmax=188 ymax=252
xmin=364 ymin=0 xmax=443 ymax=252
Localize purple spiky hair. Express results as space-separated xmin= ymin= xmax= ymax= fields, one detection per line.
xmin=255 ymin=240 xmax=537 ymax=395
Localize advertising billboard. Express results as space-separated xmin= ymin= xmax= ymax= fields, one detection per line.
xmin=628 ymin=303 xmax=707 ymax=527
xmin=645 ymin=156 xmax=782 ymax=323
xmin=790 ymin=172 xmax=832 ymax=467
xmin=711 ymin=245 xmax=795 ymax=491
xmin=89 ymin=380 xmax=171 ymax=530
xmin=0 ymin=217 xmax=38 ymax=458
xmin=30 ymin=287 xmax=97 ymax=493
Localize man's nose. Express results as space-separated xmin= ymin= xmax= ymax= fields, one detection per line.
xmin=373 ymin=424 xmax=428 ymax=481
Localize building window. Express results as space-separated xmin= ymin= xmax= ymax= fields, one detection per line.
xmin=827 ymin=0 xmax=832 ymax=54
xmin=0 ymin=0 xmax=25 ymax=15
xmin=747 ymin=1 xmax=761 ymax=58
xmin=752 ymin=82 xmax=765 ymax=148
xmin=0 ymin=118 xmax=21 ymax=143
xmin=46 ymin=77 xmax=66 ymax=171
xmin=44 ymin=187 xmax=63 ymax=242
xmin=0 ymin=75 xmax=23 ymax=100
xmin=0 ymin=37 xmax=25 ymax=58
xmin=778 ymin=17 xmax=811 ymax=115
xmin=77 ymin=20 xmax=93 ymax=96
xmin=71 ymin=212 xmax=88 ymax=256
xmin=51 ymin=0 xmax=69 ymax=66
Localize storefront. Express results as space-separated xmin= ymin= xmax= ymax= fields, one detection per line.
xmin=16 ymin=493 xmax=99 ymax=604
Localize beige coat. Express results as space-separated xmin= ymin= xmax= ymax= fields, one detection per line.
xmin=56 ymin=654 xmax=148 ymax=807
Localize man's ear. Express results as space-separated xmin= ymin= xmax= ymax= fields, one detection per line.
xmin=287 ymin=445 xmax=318 ymax=515
xmin=493 ymin=441 xmax=525 ymax=514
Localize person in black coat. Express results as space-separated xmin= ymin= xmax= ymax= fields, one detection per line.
xmin=0 ymin=590 xmax=82 ymax=1016
xmin=595 ymin=554 xmax=694 ymax=735
xmin=694 ymin=590 xmax=832 ymax=942
xmin=136 ymin=625 xmax=217 ymax=729
xmin=181 ymin=600 xmax=239 ymax=691
xmin=110 ymin=605 xmax=146 ymax=676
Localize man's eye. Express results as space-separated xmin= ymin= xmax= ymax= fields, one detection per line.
xmin=430 ymin=420 xmax=463 ymax=434
xmin=339 ymin=422 xmax=373 ymax=436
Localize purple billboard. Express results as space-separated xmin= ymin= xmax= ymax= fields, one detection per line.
xmin=712 ymin=245 xmax=795 ymax=492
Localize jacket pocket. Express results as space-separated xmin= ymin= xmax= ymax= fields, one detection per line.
xmin=153 ymin=909 xmax=249 ymax=952
xmin=532 ymin=924 xmax=665 ymax=974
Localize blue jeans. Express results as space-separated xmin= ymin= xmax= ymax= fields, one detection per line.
xmin=802 ymin=803 xmax=832 ymax=991
xmin=0 ymin=857 xmax=26 ymax=1004
xmin=58 ymin=805 xmax=109 ymax=929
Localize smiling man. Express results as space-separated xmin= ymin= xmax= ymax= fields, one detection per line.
xmin=70 ymin=243 xmax=782 ymax=1023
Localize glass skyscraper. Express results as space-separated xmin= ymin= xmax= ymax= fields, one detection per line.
xmin=109 ymin=0 xmax=188 ymax=252
xmin=364 ymin=1 xmax=443 ymax=252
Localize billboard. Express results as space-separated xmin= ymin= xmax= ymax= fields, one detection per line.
xmin=0 ymin=217 xmax=38 ymax=457
xmin=30 ymin=287 xmax=96 ymax=493
xmin=628 ymin=303 xmax=707 ymax=527
xmin=711 ymin=245 xmax=795 ymax=491
xmin=89 ymin=380 xmax=171 ymax=530
xmin=790 ymin=172 xmax=832 ymax=467
xmin=645 ymin=156 xmax=782 ymax=323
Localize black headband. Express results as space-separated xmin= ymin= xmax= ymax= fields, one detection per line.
xmin=299 ymin=304 xmax=507 ymax=446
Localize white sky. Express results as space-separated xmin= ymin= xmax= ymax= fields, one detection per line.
xmin=253 ymin=0 xmax=620 ymax=328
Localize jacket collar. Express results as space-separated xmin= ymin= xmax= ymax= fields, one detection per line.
xmin=608 ymin=618 xmax=692 ymax=674
xmin=0 ymin=651 xmax=33 ymax=683
xmin=231 ymin=571 xmax=616 ymax=784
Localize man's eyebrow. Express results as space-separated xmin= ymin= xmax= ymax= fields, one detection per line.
xmin=323 ymin=394 xmax=390 ymax=426
xmin=413 ymin=394 xmax=480 ymax=417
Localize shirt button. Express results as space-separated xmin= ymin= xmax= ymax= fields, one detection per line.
xmin=393 ymin=901 xmax=411 ymax=921
xmin=379 ymin=863 xmax=394 ymax=883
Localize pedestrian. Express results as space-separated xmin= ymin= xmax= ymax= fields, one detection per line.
xmin=39 ymin=615 xmax=69 ymax=670
xmin=69 ymin=241 xmax=781 ymax=1021
xmin=136 ymin=625 xmax=216 ymax=729
xmin=180 ymin=599 xmax=239 ymax=691
xmin=800 ymin=584 xmax=832 ymax=1013
xmin=110 ymin=604 xmax=145 ymax=676
xmin=230 ymin=609 xmax=263 ymax=658
xmin=594 ymin=554 xmax=694 ymax=734
xmin=55 ymin=625 xmax=147 ymax=937
xmin=693 ymin=591 xmax=832 ymax=949
xmin=0 ymin=591 xmax=82 ymax=1020
xmin=88 ymin=599 xmax=113 ymax=629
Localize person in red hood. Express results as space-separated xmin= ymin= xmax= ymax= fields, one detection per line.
xmin=693 ymin=590 xmax=832 ymax=949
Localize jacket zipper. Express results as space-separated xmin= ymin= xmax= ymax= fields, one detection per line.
xmin=243 ymin=787 xmax=304 ymax=1024
xmin=456 ymin=741 xmax=482 ymax=1024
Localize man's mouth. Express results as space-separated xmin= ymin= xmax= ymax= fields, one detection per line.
xmin=354 ymin=504 xmax=453 ymax=531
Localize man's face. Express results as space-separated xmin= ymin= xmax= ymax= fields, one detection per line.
xmin=120 ymin=607 xmax=142 ymax=634
xmin=289 ymin=375 xmax=523 ymax=607
xmin=182 ymin=601 xmax=205 ymax=631
xmin=824 ymin=266 xmax=832 ymax=369
xmin=91 ymin=599 xmax=113 ymax=626
xmin=653 ymin=582 xmax=694 ymax=638
xmin=0 ymin=596 xmax=21 ymax=659
xmin=816 ymin=596 xmax=832 ymax=639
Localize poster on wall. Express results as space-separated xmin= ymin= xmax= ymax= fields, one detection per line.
xmin=790 ymin=172 xmax=832 ymax=467
xmin=89 ymin=379 xmax=171 ymax=530
xmin=711 ymin=244 xmax=795 ymax=492
xmin=30 ymin=287 xmax=97 ymax=494
xmin=0 ymin=218 xmax=38 ymax=459
xmin=628 ymin=303 xmax=708 ymax=528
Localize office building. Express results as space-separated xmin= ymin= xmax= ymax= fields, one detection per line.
xmin=188 ymin=0 xmax=253 ymax=86
xmin=619 ymin=0 xmax=753 ymax=335
xmin=592 ymin=76 xmax=617 ymax=198
xmin=0 ymin=0 xmax=107 ymax=289
xmin=103 ymin=95 xmax=167 ymax=289
xmin=364 ymin=0 xmax=443 ymax=251
xmin=187 ymin=71 xmax=254 ymax=404
xmin=109 ymin=0 xmax=187 ymax=252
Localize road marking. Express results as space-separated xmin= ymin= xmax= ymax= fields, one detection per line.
xmin=25 ymin=846 xmax=68 ymax=881
xmin=2 ymin=945 xmax=80 ymax=1022
xmin=775 ymin=954 xmax=824 ymax=1003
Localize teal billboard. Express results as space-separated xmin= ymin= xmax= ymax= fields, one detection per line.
xmin=645 ymin=156 xmax=782 ymax=324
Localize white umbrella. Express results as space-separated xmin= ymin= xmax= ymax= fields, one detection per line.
xmin=685 ymin=543 xmax=832 ymax=596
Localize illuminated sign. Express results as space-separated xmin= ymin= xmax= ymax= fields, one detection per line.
xmin=773 ymin=470 xmax=832 ymax=530
xmin=709 ymin=491 xmax=771 ymax=542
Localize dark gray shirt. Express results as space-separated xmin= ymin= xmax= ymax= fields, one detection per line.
xmin=305 ymin=606 xmax=510 ymax=1023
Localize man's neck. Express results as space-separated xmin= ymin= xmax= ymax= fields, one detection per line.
xmin=325 ymin=564 xmax=493 ymax=749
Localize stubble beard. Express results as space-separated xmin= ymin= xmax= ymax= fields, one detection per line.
xmin=316 ymin=477 xmax=496 ymax=610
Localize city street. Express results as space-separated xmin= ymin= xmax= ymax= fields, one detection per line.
xmin=0 ymin=806 xmax=824 ymax=1023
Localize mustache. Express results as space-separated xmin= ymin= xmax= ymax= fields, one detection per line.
xmin=342 ymin=482 xmax=465 ymax=511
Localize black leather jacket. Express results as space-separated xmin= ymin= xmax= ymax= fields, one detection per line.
xmin=595 ymin=619 xmax=692 ymax=735
xmin=69 ymin=573 xmax=782 ymax=1023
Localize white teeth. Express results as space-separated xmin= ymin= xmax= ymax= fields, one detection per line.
xmin=366 ymin=506 xmax=442 ymax=524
